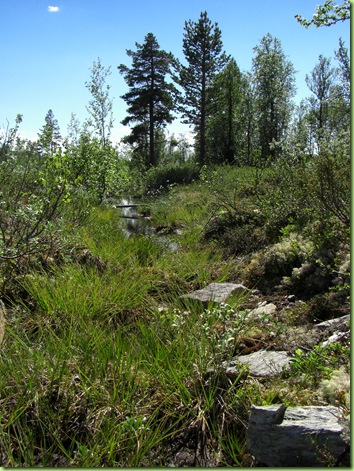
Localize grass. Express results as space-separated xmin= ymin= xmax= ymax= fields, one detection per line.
xmin=0 ymin=165 xmax=350 ymax=466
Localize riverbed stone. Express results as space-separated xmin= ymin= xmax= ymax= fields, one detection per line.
xmin=248 ymin=404 xmax=350 ymax=467
xmin=180 ymin=283 xmax=249 ymax=305
xmin=223 ymin=350 xmax=291 ymax=377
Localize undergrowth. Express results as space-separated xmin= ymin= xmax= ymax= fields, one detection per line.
xmin=0 ymin=165 xmax=350 ymax=466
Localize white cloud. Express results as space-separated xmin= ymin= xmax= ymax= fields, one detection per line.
xmin=48 ymin=5 xmax=60 ymax=12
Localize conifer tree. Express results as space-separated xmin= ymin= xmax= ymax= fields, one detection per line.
xmin=118 ymin=33 xmax=177 ymax=168
xmin=176 ymin=11 xmax=227 ymax=164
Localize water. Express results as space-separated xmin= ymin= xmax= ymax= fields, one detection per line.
xmin=117 ymin=199 xmax=153 ymax=237
xmin=117 ymin=199 xmax=179 ymax=251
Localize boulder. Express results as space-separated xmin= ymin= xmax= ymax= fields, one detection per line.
xmin=223 ymin=350 xmax=291 ymax=377
xmin=181 ymin=283 xmax=248 ymax=305
xmin=248 ymin=404 xmax=350 ymax=467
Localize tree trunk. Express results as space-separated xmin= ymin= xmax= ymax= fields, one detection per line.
xmin=199 ymin=69 xmax=206 ymax=165
xmin=149 ymin=57 xmax=156 ymax=167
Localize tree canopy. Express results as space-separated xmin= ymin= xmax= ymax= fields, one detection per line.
xmin=118 ymin=33 xmax=177 ymax=168
xmin=175 ymin=11 xmax=227 ymax=164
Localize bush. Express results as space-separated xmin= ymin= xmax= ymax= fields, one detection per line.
xmin=0 ymin=140 xmax=74 ymax=297
xmin=204 ymin=209 xmax=267 ymax=256
xmin=143 ymin=162 xmax=200 ymax=193
xmin=256 ymin=139 xmax=350 ymax=246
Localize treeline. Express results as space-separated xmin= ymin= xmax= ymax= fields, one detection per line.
xmin=118 ymin=11 xmax=349 ymax=168
xmin=0 ymin=3 xmax=350 ymax=294
xmin=3 ymin=9 xmax=351 ymax=174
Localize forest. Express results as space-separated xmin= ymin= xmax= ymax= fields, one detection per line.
xmin=0 ymin=1 xmax=350 ymax=467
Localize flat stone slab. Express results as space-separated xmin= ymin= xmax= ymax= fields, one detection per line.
xmin=248 ymin=404 xmax=350 ymax=467
xmin=181 ymin=283 xmax=248 ymax=304
xmin=224 ymin=350 xmax=291 ymax=377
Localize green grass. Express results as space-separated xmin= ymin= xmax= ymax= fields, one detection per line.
xmin=0 ymin=165 xmax=350 ymax=466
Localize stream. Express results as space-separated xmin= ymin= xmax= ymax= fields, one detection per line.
xmin=116 ymin=199 xmax=179 ymax=251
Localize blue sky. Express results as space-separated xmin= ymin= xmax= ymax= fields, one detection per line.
xmin=1 ymin=0 xmax=350 ymax=144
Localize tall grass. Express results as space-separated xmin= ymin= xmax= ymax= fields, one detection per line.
xmin=0 ymin=194 xmax=249 ymax=466
xmin=0 ymin=165 xmax=348 ymax=466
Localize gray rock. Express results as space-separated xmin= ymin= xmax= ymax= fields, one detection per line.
xmin=321 ymin=331 xmax=350 ymax=348
xmin=316 ymin=314 xmax=350 ymax=331
xmin=248 ymin=404 xmax=350 ymax=467
xmin=181 ymin=283 xmax=248 ymax=305
xmin=248 ymin=302 xmax=277 ymax=318
xmin=223 ymin=350 xmax=291 ymax=377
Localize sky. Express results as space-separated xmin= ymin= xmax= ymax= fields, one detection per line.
xmin=1 ymin=0 xmax=350 ymax=145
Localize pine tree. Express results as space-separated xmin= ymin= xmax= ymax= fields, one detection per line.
xmin=176 ymin=11 xmax=227 ymax=164
xmin=118 ymin=33 xmax=177 ymax=168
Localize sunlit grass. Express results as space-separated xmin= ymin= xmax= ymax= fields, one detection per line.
xmin=0 ymin=167 xmax=349 ymax=466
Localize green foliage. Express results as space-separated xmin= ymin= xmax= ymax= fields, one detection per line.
xmin=37 ymin=109 xmax=62 ymax=154
xmin=0 ymin=124 xmax=72 ymax=295
xmin=85 ymin=58 xmax=114 ymax=147
xmin=252 ymin=33 xmax=296 ymax=163
xmin=65 ymin=132 xmax=131 ymax=203
xmin=295 ymin=0 xmax=350 ymax=28
xmin=118 ymin=33 xmax=177 ymax=168
xmin=207 ymin=59 xmax=249 ymax=165
xmin=257 ymin=135 xmax=350 ymax=243
xmin=175 ymin=11 xmax=227 ymax=164
xmin=143 ymin=161 xmax=200 ymax=192
xmin=288 ymin=342 xmax=349 ymax=386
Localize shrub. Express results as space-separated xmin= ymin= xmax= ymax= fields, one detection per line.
xmin=143 ymin=162 xmax=200 ymax=193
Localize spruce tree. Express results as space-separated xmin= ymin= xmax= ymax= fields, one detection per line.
xmin=118 ymin=33 xmax=177 ymax=168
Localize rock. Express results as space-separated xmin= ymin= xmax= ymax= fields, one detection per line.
xmin=0 ymin=300 xmax=5 ymax=344
xmin=223 ymin=350 xmax=291 ymax=377
xmin=316 ymin=314 xmax=350 ymax=331
xmin=248 ymin=302 xmax=277 ymax=318
xmin=180 ymin=283 xmax=249 ymax=305
xmin=248 ymin=404 xmax=350 ymax=467
xmin=315 ymin=315 xmax=350 ymax=348
xmin=321 ymin=331 xmax=350 ymax=348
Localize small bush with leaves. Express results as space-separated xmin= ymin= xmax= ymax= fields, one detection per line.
xmin=0 ymin=122 xmax=72 ymax=296
xmin=144 ymin=162 xmax=200 ymax=193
